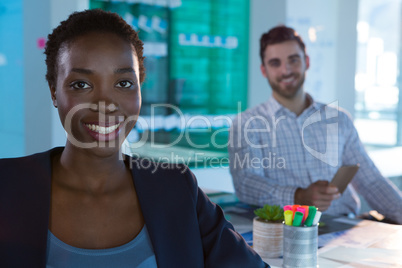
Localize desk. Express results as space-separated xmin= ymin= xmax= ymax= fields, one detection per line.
xmin=315 ymin=218 xmax=402 ymax=267
xmin=221 ymin=203 xmax=402 ymax=267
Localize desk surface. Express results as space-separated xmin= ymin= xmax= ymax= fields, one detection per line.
xmin=315 ymin=219 xmax=402 ymax=268
xmin=221 ymin=203 xmax=402 ymax=268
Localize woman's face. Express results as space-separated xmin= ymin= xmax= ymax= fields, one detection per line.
xmin=50 ymin=32 xmax=141 ymax=156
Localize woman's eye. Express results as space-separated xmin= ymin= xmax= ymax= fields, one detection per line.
xmin=117 ymin=81 xmax=133 ymax=88
xmin=71 ymin=81 xmax=90 ymax=89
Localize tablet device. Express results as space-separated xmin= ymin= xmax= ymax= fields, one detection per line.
xmin=330 ymin=165 xmax=360 ymax=193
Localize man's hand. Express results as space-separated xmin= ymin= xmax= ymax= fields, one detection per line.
xmin=294 ymin=180 xmax=340 ymax=211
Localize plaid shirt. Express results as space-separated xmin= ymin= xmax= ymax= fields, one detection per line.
xmin=228 ymin=95 xmax=402 ymax=223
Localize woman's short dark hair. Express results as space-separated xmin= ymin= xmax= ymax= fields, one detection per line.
xmin=259 ymin=25 xmax=306 ymax=64
xmin=44 ymin=9 xmax=145 ymax=86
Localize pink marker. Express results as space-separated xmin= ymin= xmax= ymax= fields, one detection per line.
xmin=283 ymin=205 xmax=292 ymax=211
xmin=296 ymin=207 xmax=306 ymax=223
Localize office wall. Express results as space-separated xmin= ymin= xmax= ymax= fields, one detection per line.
xmin=0 ymin=1 xmax=25 ymax=158
xmin=23 ymin=0 xmax=52 ymax=156
xmin=335 ymin=0 xmax=358 ymax=118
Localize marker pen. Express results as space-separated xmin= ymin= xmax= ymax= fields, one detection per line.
xmin=284 ymin=210 xmax=293 ymax=226
xmin=296 ymin=207 xmax=306 ymax=224
xmin=304 ymin=206 xmax=317 ymax=227
xmin=312 ymin=210 xmax=322 ymax=226
xmin=291 ymin=204 xmax=300 ymax=219
xmin=301 ymin=205 xmax=309 ymax=222
xmin=283 ymin=205 xmax=292 ymax=211
xmin=292 ymin=211 xmax=304 ymax=227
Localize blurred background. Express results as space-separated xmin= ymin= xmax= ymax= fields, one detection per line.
xmin=1 ymin=0 xmax=402 ymax=194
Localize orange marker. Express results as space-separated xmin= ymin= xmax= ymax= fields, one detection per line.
xmin=291 ymin=204 xmax=300 ymax=219
xmin=302 ymin=205 xmax=309 ymax=222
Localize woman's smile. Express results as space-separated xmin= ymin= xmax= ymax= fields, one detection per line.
xmin=84 ymin=122 xmax=121 ymax=134
xmin=83 ymin=121 xmax=122 ymax=142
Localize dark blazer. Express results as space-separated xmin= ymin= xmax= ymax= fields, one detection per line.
xmin=0 ymin=147 xmax=268 ymax=268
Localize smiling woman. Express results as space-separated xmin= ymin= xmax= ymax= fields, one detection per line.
xmin=0 ymin=9 xmax=268 ymax=268
xmin=51 ymin=31 xmax=141 ymax=153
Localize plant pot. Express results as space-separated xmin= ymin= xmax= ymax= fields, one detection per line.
xmin=252 ymin=217 xmax=283 ymax=259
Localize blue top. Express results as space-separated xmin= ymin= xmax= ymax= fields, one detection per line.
xmin=46 ymin=225 xmax=157 ymax=268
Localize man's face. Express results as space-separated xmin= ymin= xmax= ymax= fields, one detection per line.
xmin=260 ymin=40 xmax=309 ymax=100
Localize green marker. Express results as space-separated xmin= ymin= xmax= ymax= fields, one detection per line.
xmin=304 ymin=206 xmax=317 ymax=227
xmin=292 ymin=211 xmax=303 ymax=227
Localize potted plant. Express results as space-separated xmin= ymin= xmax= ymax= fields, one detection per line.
xmin=253 ymin=204 xmax=284 ymax=259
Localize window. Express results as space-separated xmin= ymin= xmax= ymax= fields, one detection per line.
xmin=354 ymin=0 xmax=402 ymax=146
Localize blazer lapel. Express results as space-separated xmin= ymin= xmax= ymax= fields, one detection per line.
xmin=128 ymin=157 xmax=201 ymax=267
xmin=129 ymin=159 xmax=170 ymax=266
xmin=130 ymin=158 xmax=190 ymax=267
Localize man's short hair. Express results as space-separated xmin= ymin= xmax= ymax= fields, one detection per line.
xmin=44 ymin=9 xmax=145 ymax=87
xmin=259 ymin=25 xmax=306 ymax=64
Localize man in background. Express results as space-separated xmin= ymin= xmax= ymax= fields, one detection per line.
xmin=228 ymin=25 xmax=402 ymax=224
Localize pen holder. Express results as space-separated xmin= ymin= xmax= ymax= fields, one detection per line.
xmin=283 ymin=224 xmax=318 ymax=268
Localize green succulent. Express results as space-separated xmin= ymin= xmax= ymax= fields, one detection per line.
xmin=254 ymin=204 xmax=284 ymax=223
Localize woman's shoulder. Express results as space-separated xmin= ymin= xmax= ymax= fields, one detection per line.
xmin=0 ymin=151 xmax=41 ymax=169
xmin=0 ymin=147 xmax=61 ymax=177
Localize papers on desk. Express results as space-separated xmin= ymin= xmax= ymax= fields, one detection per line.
xmin=318 ymin=220 xmax=402 ymax=267
xmin=318 ymin=219 xmax=400 ymax=249
xmin=319 ymin=246 xmax=402 ymax=267
xmin=264 ymin=247 xmax=402 ymax=268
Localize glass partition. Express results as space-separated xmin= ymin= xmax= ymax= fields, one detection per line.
xmin=354 ymin=0 xmax=402 ymax=146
